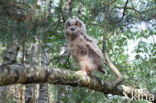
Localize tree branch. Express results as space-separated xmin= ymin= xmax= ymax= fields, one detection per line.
xmin=78 ymin=3 xmax=83 ymax=18
xmin=121 ymin=0 xmax=129 ymax=19
xmin=103 ymin=24 xmax=123 ymax=88
xmin=64 ymin=0 xmax=74 ymax=18
xmin=0 ymin=64 xmax=155 ymax=102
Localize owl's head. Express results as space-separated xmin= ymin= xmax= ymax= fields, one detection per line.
xmin=64 ymin=18 xmax=86 ymax=36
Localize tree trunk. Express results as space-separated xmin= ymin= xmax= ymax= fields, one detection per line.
xmin=25 ymin=41 xmax=39 ymax=103
xmin=39 ymin=47 xmax=49 ymax=103
xmin=0 ymin=40 xmax=19 ymax=102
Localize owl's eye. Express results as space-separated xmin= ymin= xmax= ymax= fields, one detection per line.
xmin=66 ymin=23 xmax=71 ymax=28
xmin=75 ymin=21 xmax=81 ymax=27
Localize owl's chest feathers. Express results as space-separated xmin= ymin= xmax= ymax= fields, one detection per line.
xmin=68 ymin=36 xmax=88 ymax=59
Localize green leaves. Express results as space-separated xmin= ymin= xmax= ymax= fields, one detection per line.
xmin=135 ymin=54 xmax=140 ymax=59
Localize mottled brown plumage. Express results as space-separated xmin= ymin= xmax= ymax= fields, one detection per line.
xmin=64 ymin=18 xmax=106 ymax=75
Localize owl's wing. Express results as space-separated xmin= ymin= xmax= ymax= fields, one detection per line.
xmin=80 ymin=34 xmax=103 ymax=58
xmin=79 ymin=34 xmax=106 ymax=74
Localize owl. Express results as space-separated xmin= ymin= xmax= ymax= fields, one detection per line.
xmin=64 ymin=18 xmax=106 ymax=75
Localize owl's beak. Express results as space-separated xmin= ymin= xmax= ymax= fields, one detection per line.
xmin=71 ymin=27 xmax=75 ymax=31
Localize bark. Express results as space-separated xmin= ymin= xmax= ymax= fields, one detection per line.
xmin=2 ymin=41 xmax=19 ymax=66
xmin=25 ymin=41 xmax=39 ymax=103
xmin=64 ymin=0 xmax=74 ymax=18
xmin=19 ymin=41 xmax=25 ymax=103
xmin=0 ymin=40 xmax=19 ymax=102
xmin=0 ymin=64 xmax=155 ymax=102
xmin=78 ymin=3 xmax=83 ymax=18
xmin=39 ymin=48 xmax=49 ymax=103
xmin=39 ymin=84 xmax=48 ymax=103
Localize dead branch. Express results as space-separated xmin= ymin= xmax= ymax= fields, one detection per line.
xmin=103 ymin=24 xmax=123 ymax=88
